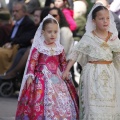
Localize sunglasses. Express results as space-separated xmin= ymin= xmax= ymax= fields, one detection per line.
xmin=51 ymin=14 xmax=58 ymax=17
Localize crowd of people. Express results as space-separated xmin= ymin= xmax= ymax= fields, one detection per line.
xmin=0 ymin=0 xmax=120 ymax=119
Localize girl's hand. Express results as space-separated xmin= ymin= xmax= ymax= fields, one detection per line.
xmin=62 ymin=70 xmax=70 ymax=80
xmin=26 ymin=76 xmax=33 ymax=89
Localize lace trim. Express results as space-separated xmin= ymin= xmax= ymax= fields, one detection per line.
xmin=68 ymin=42 xmax=112 ymax=62
xmin=33 ymin=41 xmax=64 ymax=56
xmin=108 ymin=36 xmax=120 ymax=52
xmin=43 ymin=66 xmax=77 ymax=120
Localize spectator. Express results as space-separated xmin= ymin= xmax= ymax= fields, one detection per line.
xmin=110 ymin=0 xmax=120 ymax=19
xmin=54 ymin=0 xmax=77 ymax=32
xmin=0 ymin=1 xmax=35 ymax=74
xmin=73 ymin=0 xmax=87 ymax=41
xmin=49 ymin=7 xmax=74 ymax=58
xmin=25 ymin=0 xmax=41 ymax=14
xmin=0 ymin=7 xmax=42 ymax=79
xmin=0 ymin=9 xmax=13 ymax=46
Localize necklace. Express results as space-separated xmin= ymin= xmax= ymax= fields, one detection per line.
xmin=50 ymin=48 xmax=55 ymax=55
xmin=94 ymin=30 xmax=108 ymax=40
xmin=44 ymin=41 xmax=56 ymax=55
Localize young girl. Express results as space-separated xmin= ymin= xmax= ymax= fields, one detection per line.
xmin=15 ymin=14 xmax=79 ymax=120
xmin=63 ymin=3 xmax=120 ymax=119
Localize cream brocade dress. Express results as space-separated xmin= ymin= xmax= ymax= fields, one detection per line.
xmin=68 ymin=32 xmax=120 ymax=120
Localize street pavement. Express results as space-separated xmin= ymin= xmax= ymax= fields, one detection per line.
xmin=0 ymin=95 xmax=18 ymax=120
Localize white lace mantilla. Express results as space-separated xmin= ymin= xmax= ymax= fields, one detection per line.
xmin=34 ymin=41 xmax=64 ymax=56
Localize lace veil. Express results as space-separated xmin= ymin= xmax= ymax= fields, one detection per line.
xmin=85 ymin=3 xmax=118 ymax=36
xmin=18 ymin=14 xmax=64 ymax=100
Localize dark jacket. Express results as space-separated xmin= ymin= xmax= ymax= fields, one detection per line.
xmin=0 ymin=23 xmax=12 ymax=46
xmin=9 ymin=15 xmax=36 ymax=48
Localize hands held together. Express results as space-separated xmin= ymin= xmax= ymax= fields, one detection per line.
xmin=62 ymin=70 xmax=70 ymax=80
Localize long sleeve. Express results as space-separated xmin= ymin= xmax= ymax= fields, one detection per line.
xmin=59 ymin=50 xmax=67 ymax=72
xmin=67 ymin=35 xmax=89 ymax=67
xmin=18 ymin=47 xmax=40 ymax=100
xmin=25 ymin=47 xmax=40 ymax=79
xmin=110 ymin=35 xmax=120 ymax=73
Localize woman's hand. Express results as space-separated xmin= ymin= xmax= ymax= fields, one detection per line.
xmin=26 ymin=76 xmax=33 ymax=89
xmin=3 ymin=43 xmax=12 ymax=49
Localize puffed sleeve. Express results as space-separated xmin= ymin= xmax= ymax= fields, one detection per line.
xmin=107 ymin=35 xmax=120 ymax=72
xmin=18 ymin=47 xmax=40 ymax=100
xmin=67 ymin=35 xmax=88 ymax=67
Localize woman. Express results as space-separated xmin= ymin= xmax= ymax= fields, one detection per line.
xmin=54 ymin=0 xmax=77 ymax=32
xmin=49 ymin=7 xmax=74 ymax=58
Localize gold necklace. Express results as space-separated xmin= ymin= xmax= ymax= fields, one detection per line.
xmin=50 ymin=48 xmax=55 ymax=55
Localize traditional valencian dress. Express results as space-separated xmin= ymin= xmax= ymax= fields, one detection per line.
xmin=15 ymin=45 xmax=79 ymax=120
xmin=68 ymin=31 xmax=120 ymax=120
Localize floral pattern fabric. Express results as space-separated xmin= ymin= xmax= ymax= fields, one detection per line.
xmin=16 ymin=48 xmax=78 ymax=120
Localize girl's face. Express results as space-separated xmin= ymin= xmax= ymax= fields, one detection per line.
xmin=43 ymin=23 xmax=58 ymax=44
xmin=49 ymin=9 xmax=60 ymax=23
xmin=93 ymin=9 xmax=110 ymax=31
xmin=54 ymin=0 xmax=64 ymax=8
xmin=33 ymin=10 xmax=41 ymax=25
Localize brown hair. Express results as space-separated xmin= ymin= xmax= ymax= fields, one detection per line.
xmin=42 ymin=18 xmax=58 ymax=30
xmin=92 ymin=6 xmax=108 ymax=19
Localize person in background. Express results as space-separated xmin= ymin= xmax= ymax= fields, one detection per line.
xmin=15 ymin=14 xmax=79 ymax=120
xmin=54 ymin=0 xmax=77 ymax=32
xmin=0 ymin=9 xmax=13 ymax=47
xmin=49 ymin=7 xmax=74 ymax=58
xmin=0 ymin=7 xmax=42 ymax=79
xmin=25 ymin=0 xmax=41 ymax=14
xmin=73 ymin=0 xmax=87 ymax=41
xmin=72 ymin=0 xmax=87 ymax=86
xmin=63 ymin=3 xmax=120 ymax=119
xmin=0 ymin=1 xmax=35 ymax=74
xmin=110 ymin=0 xmax=120 ymax=19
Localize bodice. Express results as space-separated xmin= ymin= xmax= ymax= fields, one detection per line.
xmin=35 ymin=53 xmax=60 ymax=74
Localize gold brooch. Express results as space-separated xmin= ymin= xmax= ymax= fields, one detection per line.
xmin=100 ymin=42 xmax=109 ymax=48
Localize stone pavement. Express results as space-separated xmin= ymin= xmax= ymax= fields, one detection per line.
xmin=0 ymin=96 xmax=17 ymax=120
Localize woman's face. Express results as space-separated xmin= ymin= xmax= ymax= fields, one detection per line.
xmin=54 ymin=0 xmax=64 ymax=8
xmin=33 ymin=10 xmax=41 ymax=25
xmin=49 ymin=9 xmax=60 ymax=23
